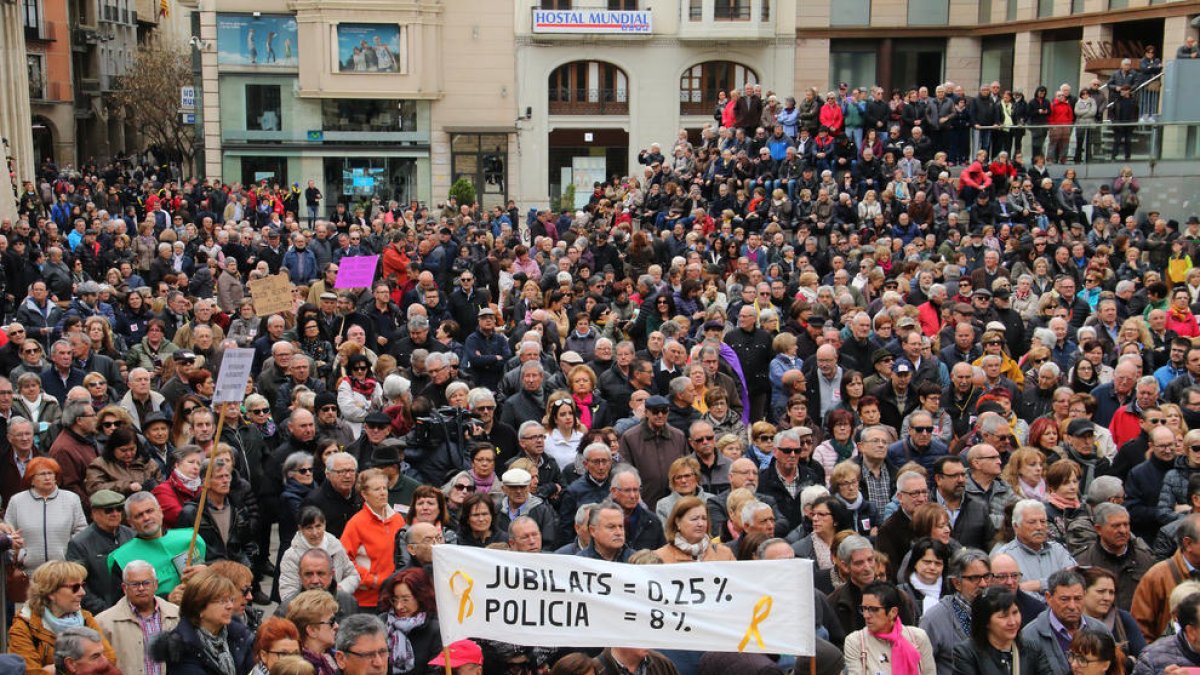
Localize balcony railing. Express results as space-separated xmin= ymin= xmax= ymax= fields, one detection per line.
xmin=548 ymin=88 xmax=629 ymax=115
xmin=968 ymin=120 xmax=1200 ymax=164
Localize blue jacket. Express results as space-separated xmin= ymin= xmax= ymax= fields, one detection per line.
xmin=42 ymin=367 xmax=86 ymax=405
xmin=887 ymin=437 xmax=950 ymax=473
xmin=282 ymin=247 xmax=318 ymax=284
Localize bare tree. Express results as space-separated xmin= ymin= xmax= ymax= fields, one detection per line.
xmin=109 ymin=41 xmax=196 ymax=176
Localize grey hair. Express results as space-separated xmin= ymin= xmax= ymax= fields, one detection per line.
xmin=837 ymin=535 xmax=873 ymax=562
xmin=509 ymin=515 xmax=540 ymax=540
xmin=609 ymin=463 xmax=640 ymax=484
xmin=950 ymin=548 xmax=991 ymax=578
xmin=581 ymin=442 xmax=610 ymax=461
xmin=445 ymin=381 xmax=469 ymax=400
xmin=741 ymin=500 xmax=771 ymax=524
xmin=425 ymin=352 xmax=447 ymax=370
xmin=124 ymin=491 xmax=159 ymax=519
xmin=896 ymin=470 xmax=926 ymax=492
xmin=299 ymin=547 xmax=334 ymax=568
xmin=929 ymin=283 xmax=946 ymax=298
xmin=6 ymin=416 xmax=32 ymax=438
xmin=54 ymin=626 xmax=104 ymax=672
xmin=518 ymin=420 xmax=544 ymax=437
xmin=1177 ymin=514 xmax=1200 ymax=547
xmin=1092 ymin=502 xmax=1128 ymax=528
xmin=977 ymin=412 xmax=1009 ymax=436
xmin=520 ymin=360 xmax=544 ymax=376
xmin=334 ymin=614 xmax=387 ymax=653
xmin=1137 ymin=375 xmax=1160 ymax=392
xmin=467 ymin=388 xmax=496 ymax=409
xmin=325 ymin=451 xmax=357 ymax=472
xmin=668 ymin=376 xmax=691 ymax=399
xmin=282 ymin=451 xmax=312 ymax=478
xmin=774 ymin=427 xmax=802 ymax=447
xmin=1039 ymin=362 xmax=1061 ymax=379
xmin=980 ymin=354 xmax=1001 ymax=367
xmin=1116 ymin=280 xmax=1136 ymax=294
xmin=172 ymin=444 xmax=204 ymax=466
xmin=1011 ymin=498 xmax=1046 ymax=527
xmin=61 ymin=399 xmax=93 ymax=427
xmin=574 ymin=502 xmax=600 ymax=528
xmin=588 ymin=500 xmax=624 ymax=527
xmin=1086 ymin=476 xmax=1125 ymax=505
xmin=519 ymin=340 xmax=543 ymax=355
xmin=1032 ymin=328 xmax=1057 ymax=349
xmin=122 ymin=559 xmax=157 ymax=582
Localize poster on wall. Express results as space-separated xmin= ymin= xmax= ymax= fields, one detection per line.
xmin=216 ymin=14 xmax=298 ymax=67
xmin=335 ymin=24 xmax=408 ymax=74
xmin=571 ymin=156 xmax=607 ymax=210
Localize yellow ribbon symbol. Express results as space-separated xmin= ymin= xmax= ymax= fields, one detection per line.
xmin=737 ymin=595 xmax=773 ymax=652
xmin=448 ymin=570 xmax=475 ymax=624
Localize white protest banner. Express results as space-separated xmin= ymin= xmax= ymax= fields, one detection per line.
xmin=212 ymin=348 xmax=255 ymax=403
xmin=432 ymin=546 xmax=814 ymax=655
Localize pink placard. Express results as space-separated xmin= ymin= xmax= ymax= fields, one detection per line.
xmin=334 ymin=255 xmax=380 ymax=288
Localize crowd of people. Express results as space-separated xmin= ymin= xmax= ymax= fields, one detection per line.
xmin=4 ymin=59 xmax=1200 ymax=675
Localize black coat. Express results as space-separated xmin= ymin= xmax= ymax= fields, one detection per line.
xmin=150 ymin=616 xmax=256 ymax=675
xmin=301 ymin=479 xmax=363 ymax=537
xmin=949 ymin=493 xmax=996 ymax=552
xmin=725 ymin=327 xmax=773 ymax=393
xmin=178 ymin=489 xmax=259 ymax=568
xmin=951 ymin=640 xmax=1051 ymax=675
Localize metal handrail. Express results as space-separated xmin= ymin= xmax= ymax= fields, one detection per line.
xmin=1104 ymin=71 xmax=1163 ymax=110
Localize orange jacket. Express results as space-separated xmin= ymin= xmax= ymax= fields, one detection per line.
xmin=1131 ymin=549 xmax=1192 ymax=640
xmin=340 ymin=505 xmax=406 ymax=609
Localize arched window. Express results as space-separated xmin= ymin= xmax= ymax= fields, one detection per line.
xmin=548 ymin=61 xmax=629 ymax=115
xmin=679 ymin=61 xmax=759 ymax=116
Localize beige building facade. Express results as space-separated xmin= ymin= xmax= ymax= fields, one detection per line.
xmin=513 ymin=0 xmax=797 ymax=207
xmin=196 ymin=0 xmax=516 ymax=211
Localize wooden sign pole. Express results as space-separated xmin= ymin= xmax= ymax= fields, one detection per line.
xmin=185 ymin=404 xmax=231 ymax=566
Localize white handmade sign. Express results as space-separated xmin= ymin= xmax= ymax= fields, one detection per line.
xmin=212 ymin=348 xmax=255 ymax=403
xmin=432 ymin=546 xmax=815 ymax=655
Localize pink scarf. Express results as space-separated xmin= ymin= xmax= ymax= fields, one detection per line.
xmin=574 ymin=393 xmax=594 ymax=429
xmin=871 ymin=617 xmax=921 ymax=675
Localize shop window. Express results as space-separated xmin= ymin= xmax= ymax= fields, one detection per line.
xmin=829 ymin=48 xmax=876 ymax=94
xmin=321 ymin=99 xmax=418 ymax=132
xmin=451 ymin=134 xmax=509 ymax=208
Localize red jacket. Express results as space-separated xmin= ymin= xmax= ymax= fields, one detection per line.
xmin=1048 ymin=98 xmax=1074 ymax=125
xmin=819 ymin=102 xmax=844 ymax=135
xmin=959 ymin=161 xmax=992 ymax=190
xmin=1108 ymin=403 xmax=1143 ymax=449
xmin=152 ymin=472 xmax=201 ymax=529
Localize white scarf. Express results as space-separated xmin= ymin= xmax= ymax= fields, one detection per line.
xmin=908 ymin=572 xmax=942 ymax=615
xmin=174 ymin=468 xmax=202 ymax=492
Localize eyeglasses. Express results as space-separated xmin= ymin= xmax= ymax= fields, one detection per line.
xmin=1067 ymin=654 xmax=1103 ymax=665
xmin=344 ymin=649 xmax=390 ymax=661
xmin=99 ymin=505 xmax=123 ymax=514
xmin=268 ymin=650 xmax=302 ymax=658
xmin=756 ymin=434 xmax=773 ymax=442
xmin=317 ymin=618 xmax=339 ymax=627
xmin=901 ymin=488 xmax=929 ymax=497
xmin=521 ymin=434 xmax=546 ymax=441
xmin=22 ymin=348 xmax=40 ymax=354
xmin=123 ymin=580 xmax=154 ymax=589
xmin=691 ymin=435 xmax=715 ymax=442
xmin=59 ymin=582 xmax=85 ymax=593
xmin=960 ymin=573 xmax=994 ymax=583
xmin=858 ymin=605 xmax=886 ymax=614
xmin=475 ymin=405 xmax=495 ymax=412
xmin=320 ymin=405 xmax=338 ymax=412
xmin=328 ymin=468 xmax=356 ymax=475
xmin=991 ymin=572 xmax=1022 ymax=582
xmin=452 ymin=484 xmax=475 ymax=492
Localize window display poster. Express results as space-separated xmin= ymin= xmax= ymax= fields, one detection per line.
xmin=216 ymin=14 xmax=298 ymax=67
xmin=336 ymin=23 xmax=408 ymax=74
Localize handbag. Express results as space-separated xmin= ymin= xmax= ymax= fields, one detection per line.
xmin=6 ymin=559 xmax=29 ymax=603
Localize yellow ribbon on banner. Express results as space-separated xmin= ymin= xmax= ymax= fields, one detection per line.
xmin=737 ymin=595 xmax=774 ymax=652
xmin=449 ymin=570 xmax=475 ymax=624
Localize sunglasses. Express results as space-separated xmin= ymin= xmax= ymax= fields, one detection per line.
xmin=101 ymin=421 xmax=121 ymax=429
xmin=777 ymin=447 xmax=802 ymax=454
xmin=99 ymin=505 xmax=123 ymax=514
xmin=59 ymin=582 xmax=85 ymax=593
xmin=248 ymin=408 xmax=269 ymax=415
xmin=294 ymin=467 xmax=314 ymax=474
xmin=352 ymin=365 xmax=369 ymax=372
xmin=912 ymin=426 xmax=934 ymax=433
xmin=452 ymin=484 xmax=475 ymax=492
xmin=22 ymin=348 xmax=40 ymax=354
xmin=320 ymin=405 xmax=338 ymax=412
